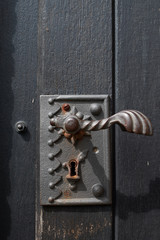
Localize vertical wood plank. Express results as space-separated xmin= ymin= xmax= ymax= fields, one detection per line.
xmin=37 ymin=0 xmax=113 ymax=239
xmin=115 ymin=1 xmax=160 ymax=239
xmin=0 ymin=0 xmax=38 ymax=239
xmin=38 ymin=0 xmax=112 ymax=95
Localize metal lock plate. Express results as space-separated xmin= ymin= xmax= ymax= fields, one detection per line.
xmin=40 ymin=95 xmax=112 ymax=205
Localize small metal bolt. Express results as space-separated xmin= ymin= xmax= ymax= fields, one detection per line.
xmin=92 ymin=184 xmax=104 ymax=197
xmin=90 ymin=103 xmax=102 ymax=116
xmin=15 ymin=121 xmax=27 ymax=133
xmin=48 ymin=140 xmax=53 ymax=146
xmin=48 ymin=125 xmax=55 ymax=132
xmin=48 ymin=196 xmax=54 ymax=203
xmin=48 ymin=153 xmax=54 ymax=159
xmin=48 ymin=168 xmax=54 ymax=174
xmin=49 ymin=182 xmax=55 ymax=189
xmin=48 ymin=112 xmax=54 ymax=118
xmin=62 ymin=103 xmax=70 ymax=112
xmin=48 ymin=98 xmax=54 ymax=104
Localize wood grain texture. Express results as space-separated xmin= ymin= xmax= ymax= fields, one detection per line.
xmin=0 ymin=0 xmax=38 ymax=239
xmin=38 ymin=0 xmax=112 ymax=95
xmin=115 ymin=1 xmax=160 ymax=239
xmin=37 ymin=0 xmax=113 ymax=239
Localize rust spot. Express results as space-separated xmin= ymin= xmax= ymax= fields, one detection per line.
xmin=62 ymin=103 xmax=70 ymax=112
xmin=64 ymin=132 xmax=72 ymax=138
xmin=63 ymin=190 xmax=72 ymax=199
xmin=74 ymin=130 xmax=86 ymax=140
xmin=63 ymin=130 xmax=87 ymax=143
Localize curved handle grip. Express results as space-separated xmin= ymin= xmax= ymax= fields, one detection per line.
xmin=81 ymin=110 xmax=152 ymax=136
xmin=50 ymin=109 xmax=152 ymax=144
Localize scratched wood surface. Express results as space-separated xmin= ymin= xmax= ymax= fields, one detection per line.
xmin=0 ymin=0 xmax=38 ymax=240
xmin=115 ymin=1 xmax=160 ymax=239
xmin=37 ymin=0 xmax=113 ymax=239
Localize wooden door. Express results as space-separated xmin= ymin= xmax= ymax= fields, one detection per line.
xmin=0 ymin=1 xmax=159 ymax=240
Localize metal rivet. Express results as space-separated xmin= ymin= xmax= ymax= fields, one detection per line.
xmin=48 ymin=153 xmax=54 ymax=159
xmin=48 ymin=125 xmax=54 ymax=132
xmin=92 ymin=184 xmax=104 ymax=197
xmin=48 ymin=98 xmax=54 ymax=104
xmin=76 ymin=112 xmax=84 ymax=119
xmin=48 ymin=168 xmax=54 ymax=174
xmin=49 ymin=182 xmax=55 ymax=189
xmin=50 ymin=118 xmax=55 ymax=126
xmin=62 ymin=162 xmax=67 ymax=168
xmin=69 ymin=183 xmax=76 ymax=191
xmin=48 ymin=112 xmax=54 ymax=118
xmin=90 ymin=104 xmax=102 ymax=116
xmin=15 ymin=121 xmax=27 ymax=133
xmin=48 ymin=196 xmax=54 ymax=203
xmin=48 ymin=140 xmax=53 ymax=146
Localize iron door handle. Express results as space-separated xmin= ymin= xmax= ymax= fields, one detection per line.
xmin=50 ymin=109 xmax=152 ymax=144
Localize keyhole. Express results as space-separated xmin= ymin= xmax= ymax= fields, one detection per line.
xmin=66 ymin=159 xmax=80 ymax=180
xmin=70 ymin=161 xmax=76 ymax=176
xmin=69 ymin=160 xmax=77 ymax=177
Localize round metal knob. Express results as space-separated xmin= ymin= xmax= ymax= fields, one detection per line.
xmin=65 ymin=117 xmax=80 ymax=133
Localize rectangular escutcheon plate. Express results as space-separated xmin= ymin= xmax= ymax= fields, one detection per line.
xmin=40 ymin=95 xmax=112 ymax=205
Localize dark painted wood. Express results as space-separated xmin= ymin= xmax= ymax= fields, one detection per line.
xmin=0 ymin=0 xmax=38 ymax=239
xmin=37 ymin=0 xmax=113 ymax=239
xmin=1 ymin=0 xmax=159 ymax=239
xmin=115 ymin=1 xmax=160 ymax=239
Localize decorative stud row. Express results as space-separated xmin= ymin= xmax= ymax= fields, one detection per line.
xmin=47 ymin=98 xmax=62 ymax=203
